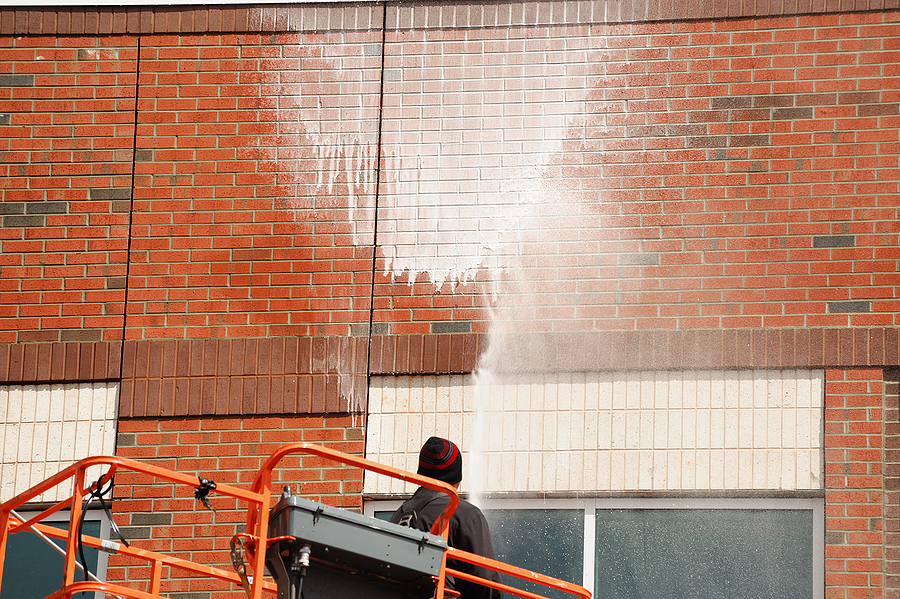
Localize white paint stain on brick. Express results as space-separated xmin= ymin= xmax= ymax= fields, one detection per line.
xmin=375 ymin=39 xmax=587 ymax=291
xmin=281 ymin=35 xmax=594 ymax=291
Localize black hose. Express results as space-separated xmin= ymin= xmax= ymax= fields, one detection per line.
xmin=77 ymin=474 xmax=130 ymax=592
xmin=292 ymin=572 xmax=302 ymax=599
xmin=293 ymin=566 xmax=307 ymax=599
xmin=291 ymin=547 xmax=310 ymax=599
xmin=76 ymin=493 xmax=95 ymax=589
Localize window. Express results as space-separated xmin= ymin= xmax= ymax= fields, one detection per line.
xmin=594 ymin=506 xmax=815 ymax=599
xmin=1 ymin=511 xmax=110 ymax=599
xmin=485 ymin=508 xmax=584 ymax=599
xmin=366 ymin=498 xmax=824 ymax=599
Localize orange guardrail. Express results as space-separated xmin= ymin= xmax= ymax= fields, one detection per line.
xmin=0 ymin=443 xmax=592 ymax=599
xmin=43 ymin=581 xmax=194 ymax=599
xmin=0 ymin=455 xmax=275 ymax=599
xmin=447 ymin=547 xmax=593 ymax=599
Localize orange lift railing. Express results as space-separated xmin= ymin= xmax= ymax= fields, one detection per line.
xmin=0 ymin=442 xmax=592 ymax=599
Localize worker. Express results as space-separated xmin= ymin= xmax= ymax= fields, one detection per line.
xmin=391 ymin=436 xmax=502 ymax=599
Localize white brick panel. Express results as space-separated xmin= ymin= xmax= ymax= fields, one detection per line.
xmin=365 ymin=370 xmax=824 ymax=495
xmin=0 ymin=383 xmax=119 ymax=504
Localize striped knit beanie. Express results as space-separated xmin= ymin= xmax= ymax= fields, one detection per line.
xmin=417 ymin=436 xmax=463 ymax=485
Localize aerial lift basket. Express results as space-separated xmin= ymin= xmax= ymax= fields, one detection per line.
xmin=0 ymin=442 xmax=592 ymax=599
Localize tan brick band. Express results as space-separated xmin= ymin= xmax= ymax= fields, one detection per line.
xmin=0 ymin=329 xmax=897 ymax=416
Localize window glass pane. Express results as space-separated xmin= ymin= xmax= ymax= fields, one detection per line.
xmin=594 ymin=509 xmax=814 ymax=599
xmin=1 ymin=520 xmax=101 ymax=599
xmin=484 ymin=509 xmax=584 ymax=599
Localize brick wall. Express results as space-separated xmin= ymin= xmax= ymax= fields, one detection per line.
xmin=825 ymin=369 xmax=886 ymax=599
xmin=0 ymin=36 xmax=136 ymax=344
xmin=109 ymin=415 xmax=364 ymax=597
xmin=1 ymin=9 xmax=898 ymax=347
xmin=127 ymin=30 xmax=381 ymax=341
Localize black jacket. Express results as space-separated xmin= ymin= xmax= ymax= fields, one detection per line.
xmin=391 ymin=487 xmax=502 ymax=599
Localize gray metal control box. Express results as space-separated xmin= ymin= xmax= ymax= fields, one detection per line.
xmin=266 ymin=493 xmax=448 ymax=598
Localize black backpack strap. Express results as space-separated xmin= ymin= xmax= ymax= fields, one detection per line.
xmin=398 ymin=510 xmax=417 ymax=528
